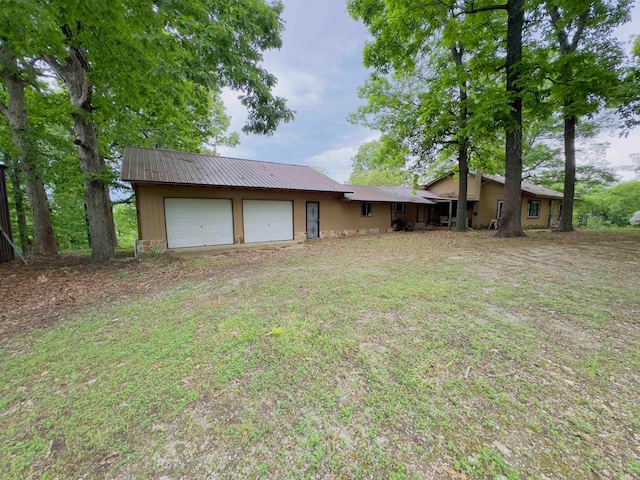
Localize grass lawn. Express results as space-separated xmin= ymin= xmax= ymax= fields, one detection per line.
xmin=1 ymin=230 xmax=639 ymax=479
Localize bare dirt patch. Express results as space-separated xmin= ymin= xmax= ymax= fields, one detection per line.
xmin=0 ymin=244 xmax=327 ymax=342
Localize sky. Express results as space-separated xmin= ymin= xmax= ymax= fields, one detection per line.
xmin=217 ymin=0 xmax=640 ymax=184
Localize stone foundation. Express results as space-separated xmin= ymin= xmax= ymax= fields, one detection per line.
xmin=136 ymin=239 xmax=167 ymax=255
xmin=318 ymin=228 xmax=390 ymax=239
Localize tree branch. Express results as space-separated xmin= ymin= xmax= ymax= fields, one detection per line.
xmin=570 ymin=12 xmax=588 ymax=51
xmin=111 ymin=194 xmax=134 ymax=205
xmin=547 ymin=5 xmax=569 ymax=52
xmin=41 ymin=54 xmax=64 ymax=76
xmin=463 ymin=3 xmax=508 ymax=15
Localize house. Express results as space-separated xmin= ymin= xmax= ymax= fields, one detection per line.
xmin=121 ymin=148 xmax=567 ymax=254
xmin=121 ymin=147 xmax=436 ymax=254
xmin=424 ymin=171 xmax=565 ymax=229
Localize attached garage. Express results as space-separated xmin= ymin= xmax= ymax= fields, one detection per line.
xmin=243 ymin=200 xmax=293 ymax=243
xmin=164 ymin=198 xmax=233 ymax=248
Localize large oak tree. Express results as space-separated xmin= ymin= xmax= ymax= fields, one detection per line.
xmin=536 ymin=0 xmax=631 ymax=231
xmin=349 ymin=0 xmax=530 ymax=236
xmin=2 ymin=0 xmax=294 ymax=262
xmin=0 ymin=44 xmax=58 ymax=256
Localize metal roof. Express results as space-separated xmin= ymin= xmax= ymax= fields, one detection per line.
xmin=121 ymin=146 xmax=353 ymax=193
xmin=344 ymin=185 xmax=435 ymax=204
xmin=379 ymin=187 xmax=446 ymax=202
xmin=482 ymin=174 xmax=565 ymax=199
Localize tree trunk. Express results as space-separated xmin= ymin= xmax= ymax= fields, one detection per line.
xmin=5 ymin=153 xmax=30 ymax=254
xmin=546 ymin=6 xmax=584 ymax=233
xmin=496 ymin=0 xmax=526 ymax=238
xmin=557 ymin=110 xmax=576 ymax=232
xmin=46 ymin=39 xmax=115 ymax=262
xmin=456 ymin=138 xmax=469 ymax=232
xmin=451 ymin=44 xmax=469 ymax=233
xmin=0 ymin=48 xmax=58 ymax=255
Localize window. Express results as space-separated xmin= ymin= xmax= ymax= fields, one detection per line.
xmin=528 ymin=200 xmax=541 ymax=218
xmin=558 ymin=202 xmax=563 ymax=219
xmin=361 ymin=202 xmax=372 ymax=217
xmin=394 ymin=203 xmax=405 ymax=213
xmin=497 ymin=200 xmax=504 ymax=219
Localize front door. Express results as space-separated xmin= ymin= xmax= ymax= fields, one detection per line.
xmin=306 ymin=202 xmax=320 ymax=239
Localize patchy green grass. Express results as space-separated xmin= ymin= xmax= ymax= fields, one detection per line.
xmin=1 ymin=230 xmax=639 ymax=479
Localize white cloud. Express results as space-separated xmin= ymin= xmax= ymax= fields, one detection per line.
xmin=270 ymin=67 xmax=326 ymax=109
xmin=220 ymin=64 xmax=326 ymax=126
xmin=220 ymin=88 xmax=248 ymax=134
xmin=304 ymin=133 xmax=379 ymax=183
xmin=305 ymin=145 xmax=359 ymax=183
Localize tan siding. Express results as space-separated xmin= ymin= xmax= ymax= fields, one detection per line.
xmin=315 ymin=199 xmax=390 ymax=232
xmin=477 ymin=180 xmax=560 ymax=229
xmin=136 ymin=184 xmax=392 ymax=243
xmin=391 ymin=203 xmax=418 ymax=225
xmin=428 ymin=173 xmax=481 ymax=200
xmin=521 ymin=194 xmax=554 ymax=228
xmin=429 ymin=175 xmax=458 ymax=198
xmin=478 ymin=181 xmax=504 ymax=228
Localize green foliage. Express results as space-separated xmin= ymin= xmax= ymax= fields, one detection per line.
xmin=575 ymin=181 xmax=640 ymax=227
xmin=347 ymin=3 xmax=506 ymax=174
xmin=113 ymin=203 xmax=138 ymax=250
xmin=526 ymin=140 xmax=618 ymax=194
xmin=1 ymin=0 xmax=296 ymax=258
xmin=532 ymin=0 xmax=631 ymax=120
xmin=347 ymin=140 xmax=411 ymax=186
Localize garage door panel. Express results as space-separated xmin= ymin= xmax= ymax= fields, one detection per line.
xmin=243 ymin=200 xmax=293 ymax=243
xmin=165 ymin=198 xmax=233 ymax=248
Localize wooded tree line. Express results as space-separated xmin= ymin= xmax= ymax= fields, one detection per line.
xmin=347 ymin=0 xmax=640 ymax=234
xmin=0 ymin=0 xmax=293 ymax=262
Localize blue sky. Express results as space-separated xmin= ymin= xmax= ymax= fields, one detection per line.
xmin=218 ymin=0 xmax=640 ymax=183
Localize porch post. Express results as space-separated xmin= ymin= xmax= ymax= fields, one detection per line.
xmin=448 ymin=201 xmax=453 ymax=229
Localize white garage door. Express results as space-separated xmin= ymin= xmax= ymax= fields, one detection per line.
xmin=164 ymin=198 xmax=233 ymax=248
xmin=243 ymin=200 xmax=293 ymax=243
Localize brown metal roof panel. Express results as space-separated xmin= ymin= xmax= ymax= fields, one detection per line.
xmin=482 ymin=174 xmax=564 ymax=199
xmin=121 ymin=146 xmax=353 ymax=193
xmin=344 ymin=185 xmax=402 ymax=202
xmin=378 ymin=187 xmax=437 ymax=204
xmin=344 ymin=186 xmax=435 ymax=204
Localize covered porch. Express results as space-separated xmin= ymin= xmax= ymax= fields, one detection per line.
xmin=427 ymin=199 xmax=478 ymax=229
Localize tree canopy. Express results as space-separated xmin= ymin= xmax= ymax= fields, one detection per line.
xmin=348 ymin=0 xmax=637 ymax=236
xmin=347 ymin=140 xmax=412 ymax=186
xmin=0 ymin=0 xmax=294 ymax=261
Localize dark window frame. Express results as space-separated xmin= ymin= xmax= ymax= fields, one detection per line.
xmin=394 ymin=202 xmax=405 ymax=213
xmin=528 ymin=200 xmax=541 ymax=218
xmin=361 ymin=202 xmax=373 ymax=217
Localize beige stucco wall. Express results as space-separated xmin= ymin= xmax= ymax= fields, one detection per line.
xmin=477 ymin=181 xmax=504 ymax=227
xmin=520 ymin=194 xmax=561 ymax=228
xmin=427 ymin=173 xmax=481 ymax=201
xmin=135 ymin=184 xmax=393 ymax=247
xmin=477 ymin=180 xmax=562 ymax=228
xmin=388 ymin=203 xmax=433 ymax=229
